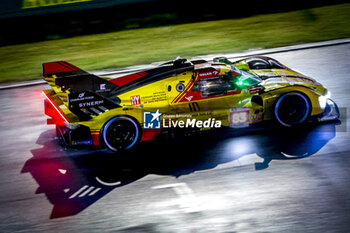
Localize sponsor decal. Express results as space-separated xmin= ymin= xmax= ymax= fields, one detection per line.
xmin=198 ymin=70 xmax=219 ymax=79
xmin=249 ymin=87 xmax=263 ymax=94
xmin=142 ymin=91 xmax=167 ymax=104
xmin=130 ymin=95 xmax=141 ymax=105
xmin=253 ymin=114 xmax=263 ymax=123
xmin=144 ymin=110 xmax=161 ymax=129
xmin=95 ymin=83 xmax=111 ymax=93
xmin=70 ymin=93 xmax=93 ymax=102
xmin=185 ymin=96 xmax=193 ymax=101
xmin=78 ymin=100 xmax=104 ymax=108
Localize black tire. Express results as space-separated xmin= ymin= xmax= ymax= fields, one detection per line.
xmin=274 ymin=92 xmax=310 ymax=127
xmin=102 ymin=116 xmax=141 ymax=152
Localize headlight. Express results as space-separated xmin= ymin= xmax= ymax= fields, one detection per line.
xmin=319 ymin=90 xmax=331 ymax=109
xmin=320 ymin=98 xmax=340 ymax=122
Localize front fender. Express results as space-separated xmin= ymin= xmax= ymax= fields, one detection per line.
xmin=260 ymin=85 xmax=324 ymax=121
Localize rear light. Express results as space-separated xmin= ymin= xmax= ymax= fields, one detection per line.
xmin=42 ymin=91 xmax=68 ymax=125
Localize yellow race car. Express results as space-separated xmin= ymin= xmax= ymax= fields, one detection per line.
xmin=42 ymin=56 xmax=339 ymax=151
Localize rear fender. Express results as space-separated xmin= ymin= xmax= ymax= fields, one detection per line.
xmin=79 ymin=107 xmax=144 ymax=130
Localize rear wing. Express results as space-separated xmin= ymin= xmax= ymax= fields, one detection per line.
xmin=42 ymin=61 xmax=121 ymax=121
xmin=43 ymin=61 xmax=82 ymax=76
xmin=42 ymin=61 xmax=120 ymax=94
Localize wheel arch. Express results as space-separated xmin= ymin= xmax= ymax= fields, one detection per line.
xmin=260 ymin=85 xmax=323 ymax=121
xmin=99 ymin=114 xmax=143 ymax=151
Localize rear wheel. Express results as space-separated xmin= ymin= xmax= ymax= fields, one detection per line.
xmin=274 ymin=92 xmax=310 ymax=127
xmin=102 ymin=116 xmax=140 ymax=152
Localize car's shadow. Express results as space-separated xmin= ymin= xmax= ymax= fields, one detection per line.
xmin=22 ymin=122 xmax=338 ymax=218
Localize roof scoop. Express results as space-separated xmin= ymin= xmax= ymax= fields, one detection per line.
xmin=161 ymin=56 xmax=192 ymax=67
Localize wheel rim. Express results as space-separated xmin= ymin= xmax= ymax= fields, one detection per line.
xmin=103 ymin=117 xmax=139 ymax=151
xmin=275 ymin=93 xmax=310 ymax=127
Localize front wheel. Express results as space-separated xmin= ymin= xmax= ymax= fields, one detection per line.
xmin=102 ymin=116 xmax=141 ymax=152
xmin=274 ymin=92 xmax=311 ymax=127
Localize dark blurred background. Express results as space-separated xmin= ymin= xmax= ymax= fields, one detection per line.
xmin=1 ymin=0 xmax=349 ymax=46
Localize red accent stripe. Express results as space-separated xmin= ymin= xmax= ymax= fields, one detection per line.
xmin=141 ymin=128 xmax=161 ymax=141
xmin=227 ymin=90 xmax=242 ymax=95
xmin=43 ymin=61 xmax=81 ymax=76
xmin=176 ymin=80 xmax=194 ymax=103
xmin=109 ymin=71 xmax=148 ymax=86
xmin=60 ymin=61 xmax=81 ymax=71
xmin=91 ymin=133 xmax=100 ymax=146
xmin=42 ymin=91 xmax=68 ymax=125
xmin=171 ymin=77 xmax=195 ymax=104
xmin=172 ymin=73 xmax=199 ymax=104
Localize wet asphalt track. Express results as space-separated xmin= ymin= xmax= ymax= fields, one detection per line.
xmin=0 ymin=44 xmax=350 ymax=232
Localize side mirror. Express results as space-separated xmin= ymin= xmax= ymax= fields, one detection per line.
xmin=213 ymin=57 xmax=232 ymax=64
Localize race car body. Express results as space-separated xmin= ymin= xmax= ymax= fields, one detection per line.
xmin=42 ymin=56 xmax=339 ymax=151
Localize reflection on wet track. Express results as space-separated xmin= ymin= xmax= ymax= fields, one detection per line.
xmin=1 ymin=44 xmax=350 ymax=232
xmin=22 ymin=123 xmax=338 ymax=218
